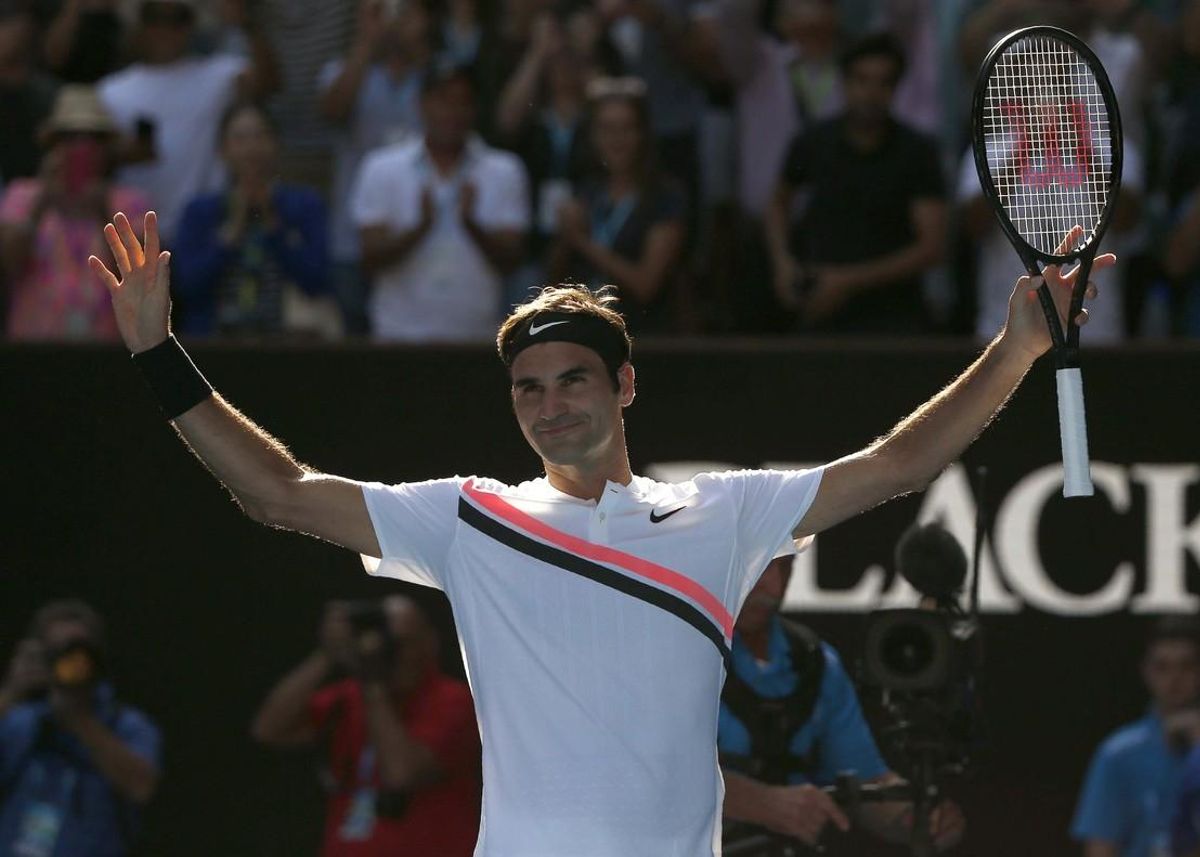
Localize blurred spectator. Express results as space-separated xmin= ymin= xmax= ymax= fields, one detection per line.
xmin=1163 ymin=188 xmax=1200 ymax=336
xmin=1072 ymin=617 xmax=1200 ymax=857
xmin=1 ymin=85 xmax=148 ymax=340
xmin=351 ymin=62 xmax=529 ymax=342
xmin=42 ymin=0 xmax=127 ymax=84
xmin=172 ymin=101 xmax=336 ymax=339
xmin=319 ymin=0 xmax=435 ymax=336
xmin=547 ymin=78 xmax=688 ymax=335
xmin=764 ymin=33 xmax=945 ymax=333
xmin=0 ymin=5 xmax=57 ymax=186
xmin=0 ymin=600 xmax=161 ymax=856
xmin=97 ymin=0 xmax=281 ymax=243
xmin=495 ymin=9 xmax=596 ymax=298
xmin=252 ymin=597 xmax=480 ymax=857
xmin=956 ymin=141 xmax=1145 ymax=343
xmin=1173 ymin=716 xmax=1200 ymax=857
xmin=600 ymin=0 xmax=708 ymax=197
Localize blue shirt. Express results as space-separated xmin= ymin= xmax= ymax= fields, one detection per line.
xmin=0 ymin=684 xmax=161 ymax=857
xmin=1172 ymin=743 xmax=1200 ymax=855
xmin=718 ymin=618 xmax=888 ymax=786
xmin=1071 ymin=713 xmax=1186 ymax=857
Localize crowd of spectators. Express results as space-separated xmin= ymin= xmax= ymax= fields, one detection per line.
xmin=3 ymin=0 xmax=1200 ymax=341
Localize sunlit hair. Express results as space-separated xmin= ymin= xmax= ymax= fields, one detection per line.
xmin=496 ymin=284 xmax=632 ymax=388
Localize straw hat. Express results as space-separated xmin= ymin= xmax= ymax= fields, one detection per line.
xmin=41 ymin=85 xmax=119 ymax=141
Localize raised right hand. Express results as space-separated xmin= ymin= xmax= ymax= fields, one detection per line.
xmin=1 ymin=639 xmax=49 ymax=702
xmin=89 ymin=210 xmax=171 ymax=354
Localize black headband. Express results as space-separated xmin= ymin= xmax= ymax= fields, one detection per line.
xmin=500 ymin=311 xmax=630 ymax=374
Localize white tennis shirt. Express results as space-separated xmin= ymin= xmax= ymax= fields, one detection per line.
xmin=361 ymin=467 xmax=824 ymax=856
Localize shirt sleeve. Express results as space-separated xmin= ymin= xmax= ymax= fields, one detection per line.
xmin=697 ymin=467 xmax=824 ymax=608
xmin=359 ymin=477 xmax=466 ymax=590
xmin=809 ymin=644 xmax=888 ymax=786
xmin=349 ymin=150 xmax=394 ymax=229
xmin=1070 ymin=741 xmax=1129 ymax=844
xmin=1173 ymin=749 xmax=1200 ymax=855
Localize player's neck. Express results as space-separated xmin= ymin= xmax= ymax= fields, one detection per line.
xmin=543 ymin=455 xmax=633 ymax=502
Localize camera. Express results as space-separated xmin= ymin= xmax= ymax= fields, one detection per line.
xmin=47 ymin=638 xmax=103 ymax=688
xmin=343 ymin=601 xmax=398 ymax=676
xmin=862 ymin=608 xmax=977 ymax=693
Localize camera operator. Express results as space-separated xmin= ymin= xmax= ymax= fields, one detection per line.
xmin=251 ymin=595 xmax=480 ymax=857
xmin=720 ymin=553 xmax=964 ymax=855
xmin=1072 ymin=617 xmax=1200 ymax=857
xmin=0 ymin=600 xmax=161 ymax=857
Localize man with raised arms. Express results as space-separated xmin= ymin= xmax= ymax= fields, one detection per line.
xmin=89 ymin=212 xmax=1108 ymax=856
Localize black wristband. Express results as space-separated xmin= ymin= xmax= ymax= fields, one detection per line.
xmin=131 ymin=335 xmax=214 ymax=420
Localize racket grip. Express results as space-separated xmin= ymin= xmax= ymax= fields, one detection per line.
xmin=1055 ymin=367 xmax=1094 ymax=497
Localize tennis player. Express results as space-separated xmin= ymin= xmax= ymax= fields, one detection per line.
xmin=90 ymin=210 xmax=1110 ymax=856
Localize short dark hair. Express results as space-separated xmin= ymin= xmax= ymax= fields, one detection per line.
xmin=217 ymin=99 xmax=278 ymax=145
xmin=840 ymin=31 xmax=906 ymax=86
xmin=420 ymin=59 xmax=477 ymax=98
xmin=1147 ymin=617 xmax=1200 ymax=654
xmin=29 ymin=599 xmax=108 ymax=651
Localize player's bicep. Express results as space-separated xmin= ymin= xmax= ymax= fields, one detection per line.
xmin=279 ymin=474 xmax=380 ymax=556
xmin=794 ymin=450 xmax=907 ymax=538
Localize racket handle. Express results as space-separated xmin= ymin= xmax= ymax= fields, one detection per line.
xmin=1055 ymin=367 xmax=1094 ymax=497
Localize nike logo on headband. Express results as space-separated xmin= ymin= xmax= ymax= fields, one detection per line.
xmin=529 ymin=320 xmax=569 ymax=336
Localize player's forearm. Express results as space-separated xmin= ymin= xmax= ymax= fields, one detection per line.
xmin=869 ymin=336 xmax=1035 ymax=493
xmin=251 ymin=652 xmax=329 ymax=746
xmin=361 ymin=683 xmax=438 ymax=790
xmin=171 ymin=393 xmax=311 ymax=524
xmin=71 ymin=717 xmax=159 ymax=804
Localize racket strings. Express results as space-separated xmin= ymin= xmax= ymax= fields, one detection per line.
xmin=982 ymin=34 xmax=1113 ymax=256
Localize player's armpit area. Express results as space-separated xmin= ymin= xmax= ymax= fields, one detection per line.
xmin=265 ymin=473 xmax=381 ymax=557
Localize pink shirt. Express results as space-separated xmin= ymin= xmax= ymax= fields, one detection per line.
xmin=1 ymin=179 xmax=148 ymax=340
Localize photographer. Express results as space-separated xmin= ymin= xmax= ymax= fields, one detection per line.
xmin=251 ymin=596 xmax=480 ymax=857
xmin=0 ymin=600 xmax=161 ymax=856
xmin=720 ymin=554 xmax=964 ymax=854
xmin=1072 ymin=618 xmax=1200 ymax=857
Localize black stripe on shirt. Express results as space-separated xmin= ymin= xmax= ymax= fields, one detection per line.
xmin=457 ymin=497 xmax=731 ymax=664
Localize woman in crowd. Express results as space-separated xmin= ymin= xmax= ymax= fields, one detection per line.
xmin=546 ymin=77 xmax=686 ymax=335
xmin=172 ymin=100 xmax=335 ymax=338
xmin=0 ymin=85 xmax=148 ymax=340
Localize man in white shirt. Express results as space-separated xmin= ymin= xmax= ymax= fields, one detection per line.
xmin=352 ymin=62 xmax=529 ymax=343
xmin=90 ymin=208 xmax=1110 ymax=854
xmin=97 ymin=0 xmax=279 ymax=243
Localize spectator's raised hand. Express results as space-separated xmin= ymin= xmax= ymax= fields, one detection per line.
xmin=1 ymin=639 xmax=49 ymax=703
xmin=88 ymin=211 xmax=171 ymax=354
xmin=557 ymin=198 xmax=589 ymax=247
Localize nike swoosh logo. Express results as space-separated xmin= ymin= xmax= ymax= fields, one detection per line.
xmin=529 ymin=320 xmax=569 ymax=336
xmin=649 ymin=505 xmax=687 ymax=524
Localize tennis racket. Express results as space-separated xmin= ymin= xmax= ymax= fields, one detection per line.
xmin=972 ymin=26 xmax=1122 ymax=498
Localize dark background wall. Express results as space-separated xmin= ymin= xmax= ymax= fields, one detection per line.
xmin=2 ymin=341 xmax=1198 ymax=856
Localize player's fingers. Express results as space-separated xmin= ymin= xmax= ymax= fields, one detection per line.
xmin=1085 ymin=282 xmax=1099 ymax=301
xmin=113 ymin=211 xmax=145 ymax=267
xmin=88 ymin=255 xmax=120 ymax=292
xmin=1075 ymin=307 xmax=1090 ymax=326
xmin=143 ymin=210 xmax=160 ymax=261
xmin=1053 ymin=224 xmax=1084 ymax=256
xmin=1092 ymin=251 xmax=1117 ymax=272
xmin=103 ymin=223 xmax=131 ymax=274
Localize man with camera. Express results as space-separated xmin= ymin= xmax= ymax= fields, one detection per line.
xmin=0 ymin=600 xmax=161 ymax=857
xmin=251 ymin=596 xmax=480 ymax=857
xmin=720 ymin=554 xmax=965 ymax=855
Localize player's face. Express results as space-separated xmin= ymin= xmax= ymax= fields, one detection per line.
xmin=736 ymin=556 xmax=792 ymax=637
xmin=510 ymin=342 xmax=631 ymax=468
xmin=1143 ymin=640 xmax=1200 ymax=715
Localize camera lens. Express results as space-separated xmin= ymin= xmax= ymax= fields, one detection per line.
xmin=881 ymin=624 xmax=935 ymax=677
